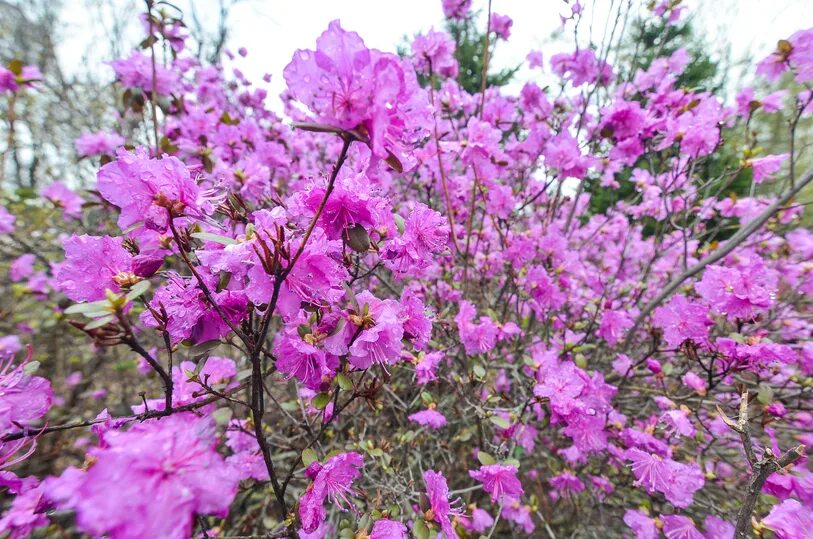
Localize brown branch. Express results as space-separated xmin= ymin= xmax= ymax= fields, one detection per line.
xmin=717 ymin=390 xmax=805 ymax=538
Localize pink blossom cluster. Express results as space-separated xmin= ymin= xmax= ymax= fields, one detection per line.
xmin=1 ymin=3 xmax=813 ymax=539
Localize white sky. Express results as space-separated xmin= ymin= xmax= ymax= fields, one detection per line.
xmin=57 ymin=0 xmax=813 ymax=111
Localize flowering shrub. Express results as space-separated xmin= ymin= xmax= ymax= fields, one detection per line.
xmin=1 ymin=1 xmax=813 ymax=538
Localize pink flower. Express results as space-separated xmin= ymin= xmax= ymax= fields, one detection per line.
xmin=346 ymin=291 xmax=405 ymax=369
xmin=695 ymin=261 xmax=776 ymax=320
xmin=399 ymin=289 xmax=433 ymax=350
xmin=45 ymin=413 xmax=239 ymax=539
xmin=55 ymin=235 xmax=134 ymax=302
xmin=455 ymin=301 xmax=499 ymax=355
xmin=423 ymin=470 xmax=462 ymax=538
xmin=489 ymin=13 xmax=513 ymax=40
xmin=703 ymin=515 xmax=734 ymax=539
xmin=625 ymin=448 xmax=704 ymax=508
xmin=75 ymin=131 xmax=125 ymax=157
xmin=441 ymin=0 xmax=471 ymax=20
xmin=283 ymin=20 xmax=425 ymax=160
xmin=299 ymin=452 xmax=364 ymax=533
xmin=412 ymin=30 xmax=458 ymax=78
xmin=9 ymin=254 xmax=34 ymax=282
xmin=653 ymin=295 xmax=713 ymax=348
xmin=762 ymin=499 xmax=813 ymax=539
xmin=385 ymin=203 xmax=449 ymax=272
xmin=749 ymin=153 xmax=788 ymax=183
xmin=661 ymin=515 xmax=704 ymax=539
xmin=551 ymin=48 xmax=614 ymax=87
xmin=623 ymin=509 xmax=658 ymax=539
xmin=681 ymin=372 xmax=707 ymax=395
xmin=41 ymin=181 xmax=84 ymax=220
xmin=408 ymin=408 xmax=447 ymax=430
xmin=468 ymin=464 xmax=524 ymax=503
xmin=98 ymin=148 xmax=209 ymax=232
xmin=0 ymin=482 xmax=47 ymax=538
xmin=109 ymin=51 xmax=178 ymax=94
xmin=415 ymin=351 xmax=443 ymax=384
xmin=273 ymin=327 xmax=333 ymax=390
xmin=0 ymin=206 xmax=15 ymax=234
xmin=141 ymin=272 xmax=248 ymax=344
xmin=370 ymin=519 xmax=407 ymax=539
xmin=0 ymin=351 xmax=52 ymax=436
xmin=597 ymin=309 xmax=633 ymax=346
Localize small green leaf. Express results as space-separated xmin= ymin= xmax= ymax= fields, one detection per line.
xmin=125 ymin=280 xmax=151 ymax=301
xmin=473 ymin=364 xmax=486 ymax=379
xmin=413 ymin=519 xmax=430 ymax=539
xmin=393 ymin=214 xmax=405 ymax=235
xmin=302 ymin=448 xmax=318 ymax=466
xmin=65 ymin=301 xmax=109 ymax=315
xmin=489 ymin=415 xmax=512 ymax=429
xmin=477 ymin=451 xmax=496 ymax=465
xmin=312 ymin=392 xmax=331 ymax=410
xmin=336 ymin=372 xmax=353 ymax=391
xmin=23 ymin=361 xmax=40 ymax=375
xmin=190 ymin=232 xmax=238 ymax=246
xmin=84 ymin=315 xmax=115 ymax=330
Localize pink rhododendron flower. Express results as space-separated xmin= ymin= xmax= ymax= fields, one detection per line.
xmin=423 ymin=470 xmax=462 ymax=538
xmin=75 ymin=131 xmax=125 ymax=157
xmin=441 ymin=0 xmax=471 ymax=19
xmin=0 ymin=206 xmax=15 ymax=234
xmin=141 ymin=272 xmax=247 ymax=344
xmin=653 ymin=295 xmax=713 ymax=348
xmin=412 ymin=29 xmax=458 ymax=78
xmin=109 ymin=51 xmax=179 ymax=94
xmin=661 ymin=514 xmax=704 ymax=539
xmin=369 ymin=518 xmax=407 ymax=538
xmin=45 ymin=413 xmax=239 ymax=539
xmin=55 ymin=234 xmax=135 ymax=302
xmin=299 ymin=452 xmax=364 ymax=533
xmin=0 ymin=350 xmax=52 ymax=436
xmin=749 ymin=153 xmax=788 ymax=183
xmin=468 ymin=464 xmax=524 ymax=503
xmin=283 ymin=20 xmax=426 ymax=161
xmin=41 ymin=181 xmax=83 ymax=220
xmin=98 ymin=148 xmax=211 ymax=232
xmin=762 ymin=498 xmax=813 ymax=539
xmin=489 ymin=13 xmax=513 ymax=40
xmin=625 ymin=448 xmax=704 ymax=508
xmin=408 ymin=408 xmax=447 ymax=430
xmin=623 ymin=508 xmax=658 ymax=539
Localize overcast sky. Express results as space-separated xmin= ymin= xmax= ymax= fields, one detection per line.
xmin=58 ymin=0 xmax=813 ymax=110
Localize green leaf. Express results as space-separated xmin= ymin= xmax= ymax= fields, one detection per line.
xmin=84 ymin=315 xmax=115 ymax=330
xmin=336 ymin=372 xmax=353 ymax=391
xmin=312 ymin=392 xmax=331 ymax=410
xmin=65 ymin=300 xmax=109 ymax=315
xmin=477 ymin=451 xmax=496 ymax=465
xmin=190 ymin=232 xmax=238 ymax=246
xmin=393 ymin=214 xmax=405 ymax=235
xmin=302 ymin=448 xmax=318 ymax=466
xmin=125 ymin=280 xmax=151 ymax=301
xmin=489 ymin=415 xmax=512 ymax=429
xmin=23 ymin=360 xmax=40 ymax=375
xmin=473 ymin=364 xmax=486 ymax=379
xmin=412 ymin=519 xmax=430 ymax=539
